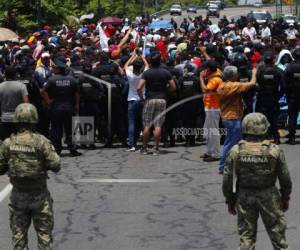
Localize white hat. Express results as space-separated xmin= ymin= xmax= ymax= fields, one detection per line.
xmin=41 ymin=52 xmax=51 ymax=58
xmin=244 ymin=47 xmax=251 ymax=53
xmin=168 ymin=44 xmax=177 ymax=52
xmin=21 ymin=45 xmax=30 ymax=50
xmin=153 ymin=34 xmax=161 ymax=42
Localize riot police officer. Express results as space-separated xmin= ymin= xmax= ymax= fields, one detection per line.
xmin=0 ymin=103 xmax=61 ymax=250
xmin=256 ymin=52 xmax=284 ymax=144
xmin=232 ymin=53 xmax=254 ymax=115
xmin=285 ymin=48 xmax=300 ymax=145
xmin=178 ymin=63 xmax=201 ymax=146
xmin=92 ymin=52 xmax=127 ymax=147
xmin=41 ymin=56 xmax=82 ymax=156
xmin=78 ymin=61 xmax=104 ymax=149
xmin=222 ymin=112 xmax=292 ymax=250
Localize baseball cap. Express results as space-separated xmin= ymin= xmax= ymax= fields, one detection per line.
xmin=53 ymin=56 xmax=67 ymax=68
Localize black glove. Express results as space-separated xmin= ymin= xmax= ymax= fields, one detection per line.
xmin=282 ymin=198 xmax=289 ymax=212
xmin=0 ymin=166 xmax=8 ymax=175
xmin=228 ymin=204 xmax=237 ymax=215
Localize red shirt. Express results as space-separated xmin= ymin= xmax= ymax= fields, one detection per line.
xmin=156 ymin=40 xmax=168 ymax=62
xmin=251 ymin=51 xmax=261 ymax=66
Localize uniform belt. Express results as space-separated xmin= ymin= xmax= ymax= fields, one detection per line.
xmin=13 ymin=185 xmax=47 ymax=193
xmin=239 ymin=185 xmax=274 ymax=190
xmin=10 ymin=177 xmax=47 ymax=192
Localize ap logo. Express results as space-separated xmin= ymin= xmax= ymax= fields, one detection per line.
xmin=72 ymin=116 xmax=94 ymax=144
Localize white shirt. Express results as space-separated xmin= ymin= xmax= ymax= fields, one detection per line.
xmin=126 ymin=66 xmax=146 ymax=101
xmin=261 ymin=27 xmax=271 ymax=39
xmin=285 ymin=28 xmax=298 ymax=39
xmin=242 ymin=27 xmax=257 ymax=40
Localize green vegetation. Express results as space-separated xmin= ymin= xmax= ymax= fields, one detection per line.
xmin=0 ymin=0 xmax=274 ymax=33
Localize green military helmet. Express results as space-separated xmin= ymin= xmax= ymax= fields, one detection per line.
xmin=242 ymin=112 xmax=270 ymax=135
xmin=14 ymin=103 xmax=39 ymax=124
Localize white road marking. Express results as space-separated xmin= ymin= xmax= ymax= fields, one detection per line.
xmin=76 ymin=179 xmax=163 ymax=183
xmin=0 ymin=184 xmax=12 ymax=203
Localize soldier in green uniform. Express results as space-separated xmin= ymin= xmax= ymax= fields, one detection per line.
xmin=222 ymin=112 xmax=292 ymax=250
xmin=0 ymin=103 xmax=61 ymax=250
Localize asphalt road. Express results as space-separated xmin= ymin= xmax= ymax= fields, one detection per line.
xmin=0 ymin=136 xmax=300 ymax=249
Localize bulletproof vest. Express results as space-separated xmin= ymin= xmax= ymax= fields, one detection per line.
xmin=238 ymin=68 xmax=251 ymax=83
xmin=80 ymin=77 xmax=102 ymax=102
xmin=287 ymin=62 xmax=300 ymax=94
xmin=7 ymin=132 xmax=47 ymax=180
xmin=27 ymin=79 xmax=42 ymax=108
xmin=179 ymin=73 xmax=199 ymax=99
xmin=239 ymin=69 xmax=255 ymax=101
xmin=235 ymin=140 xmax=278 ymax=189
xmin=257 ymin=66 xmax=279 ymax=98
xmin=100 ymin=74 xmax=123 ymax=102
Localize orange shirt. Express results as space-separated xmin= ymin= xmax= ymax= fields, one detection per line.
xmin=203 ymin=69 xmax=223 ymax=110
xmin=217 ymin=81 xmax=254 ymax=120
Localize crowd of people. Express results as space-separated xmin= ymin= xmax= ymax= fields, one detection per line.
xmin=0 ymin=13 xmax=299 ymax=162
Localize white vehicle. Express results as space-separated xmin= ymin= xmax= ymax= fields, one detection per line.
xmin=253 ymin=2 xmax=262 ymax=7
xmin=170 ymin=4 xmax=182 ymax=15
xmin=283 ymin=14 xmax=299 ymax=26
xmin=208 ymin=0 xmax=224 ymax=9
xmin=206 ymin=3 xmax=219 ymax=9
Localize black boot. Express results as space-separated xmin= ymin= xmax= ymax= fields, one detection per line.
xmin=286 ymin=138 xmax=296 ymax=145
xmin=70 ymin=149 xmax=82 ymax=157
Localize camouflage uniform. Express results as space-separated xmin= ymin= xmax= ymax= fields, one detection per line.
xmin=0 ymin=103 xmax=61 ymax=250
xmin=222 ymin=113 xmax=292 ymax=250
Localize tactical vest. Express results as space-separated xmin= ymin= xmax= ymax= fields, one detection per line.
xmin=178 ymin=73 xmax=199 ymax=99
xmin=235 ymin=140 xmax=278 ymax=189
xmin=100 ymin=74 xmax=123 ymax=102
xmin=257 ymin=66 xmax=279 ymax=98
xmin=8 ymin=132 xmax=47 ymax=188
xmin=287 ymin=62 xmax=300 ymax=95
xmin=238 ymin=69 xmax=251 ymax=83
xmin=81 ymin=79 xmax=102 ymax=102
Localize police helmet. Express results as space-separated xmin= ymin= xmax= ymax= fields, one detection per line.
xmin=263 ymin=52 xmax=274 ymax=63
xmin=82 ymin=61 xmax=93 ymax=73
xmin=184 ymin=63 xmax=194 ymax=73
xmin=232 ymin=53 xmax=247 ymax=67
xmin=293 ymin=47 xmax=300 ymax=59
xmin=14 ymin=103 xmax=38 ymax=124
xmin=242 ymin=112 xmax=270 ymax=135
